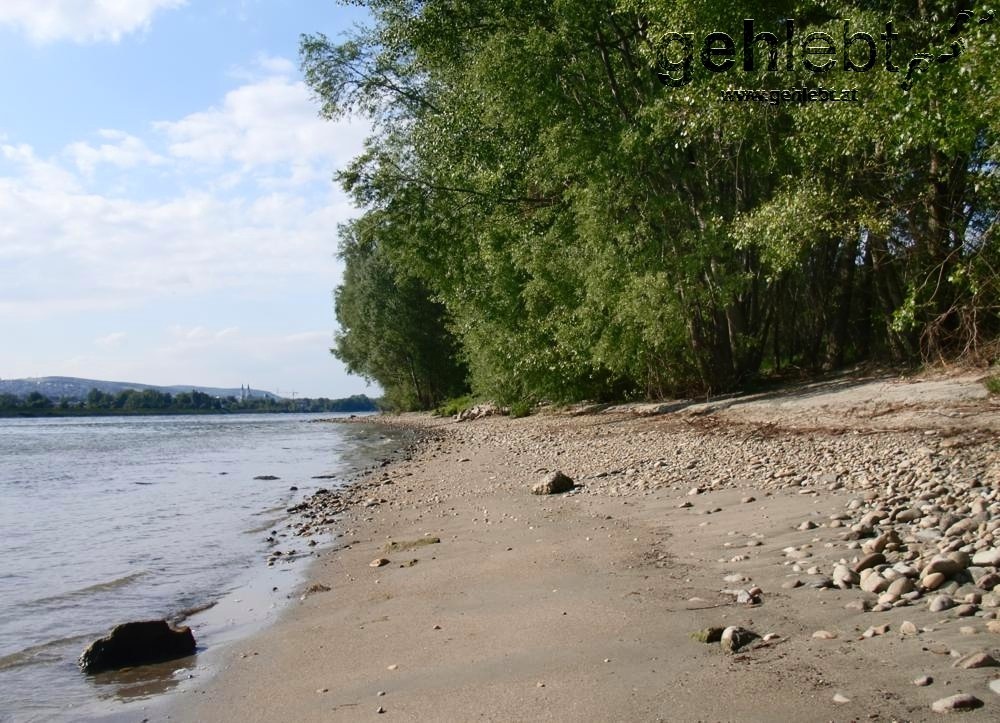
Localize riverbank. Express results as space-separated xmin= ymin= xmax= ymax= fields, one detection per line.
xmin=171 ymin=370 xmax=999 ymax=721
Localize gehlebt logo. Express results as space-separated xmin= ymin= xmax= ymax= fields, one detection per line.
xmin=654 ymin=7 xmax=995 ymax=92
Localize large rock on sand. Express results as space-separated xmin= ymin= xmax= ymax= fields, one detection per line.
xmin=532 ymin=471 xmax=574 ymax=495
xmin=79 ymin=620 xmax=196 ymax=674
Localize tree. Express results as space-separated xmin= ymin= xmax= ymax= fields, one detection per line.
xmin=25 ymin=391 xmax=53 ymax=410
xmin=302 ymin=0 xmax=999 ymax=403
xmin=333 ymin=218 xmax=469 ymax=410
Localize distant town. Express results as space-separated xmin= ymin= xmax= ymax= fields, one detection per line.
xmin=0 ymin=376 xmax=379 ymax=416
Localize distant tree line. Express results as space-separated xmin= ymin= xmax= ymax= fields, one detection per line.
xmin=303 ymin=0 xmax=999 ymax=411
xmin=0 ymin=389 xmax=380 ymax=417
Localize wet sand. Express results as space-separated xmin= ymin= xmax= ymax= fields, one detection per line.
xmin=170 ymin=371 xmax=1000 ymax=722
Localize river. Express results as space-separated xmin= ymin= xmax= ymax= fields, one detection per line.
xmin=0 ymin=413 xmax=398 ymax=722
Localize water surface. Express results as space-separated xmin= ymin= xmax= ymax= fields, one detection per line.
xmin=0 ymin=413 xmax=397 ymax=722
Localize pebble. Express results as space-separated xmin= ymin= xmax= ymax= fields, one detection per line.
xmin=928 ymin=595 xmax=955 ymax=613
xmin=972 ymin=548 xmax=1000 ymax=566
xmin=862 ymin=624 xmax=889 ymax=638
xmin=952 ymin=652 xmax=999 ymax=669
xmin=832 ymin=693 xmax=850 ymax=704
xmin=930 ymin=693 xmax=983 ymax=713
xmin=900 ymin=621 xmax=918 ymax=636
xmin=913 ymin=675 xmax=933 ymax=686
xmin=720 ymin=626 xmax=759 ymax=653
xmin=853 ymin=552 xmax=885 ymax=573
xmin=812 ymin=630 xmax=837 ymax=640
xmin=833 ymin=564 xmax=859 ymax=588
xmin=370 ymin=558 xmax=390 ymax=567
xmin=845 ymin=598 xmax=873 ymax=613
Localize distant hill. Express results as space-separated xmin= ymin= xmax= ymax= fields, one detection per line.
xmin=0 ymin=376 xmax=281 ymax=401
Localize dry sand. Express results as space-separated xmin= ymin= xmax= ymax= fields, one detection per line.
xmin=170 ymin=370 xmax=1000 ymax=722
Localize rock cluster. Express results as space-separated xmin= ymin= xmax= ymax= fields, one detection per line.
xmin=454 ymin=403 xmax=508 ymax=422
xmin=781 ymin=473 xmax=1000 ymax=616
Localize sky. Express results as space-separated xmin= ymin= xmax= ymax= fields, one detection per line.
xmin=0 ymin=0 xmax=378 ymax=399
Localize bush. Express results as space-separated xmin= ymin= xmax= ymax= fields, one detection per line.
xmin=509 ymin=401 xmax=533 ymax=418
xmin=433 ymin=394 xmax=476 ymax=417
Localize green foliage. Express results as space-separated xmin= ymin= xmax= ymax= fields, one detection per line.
xmin=0 ymin=388 xmax=380 ymax=417
xmin=985 ymin=374 xmax=1000 ymax=396
xmin=508 ymin=400 xmax=533 ymax=419
xmin=433 ymin=394 xmax=477 ymax=417
xmin=332 ymin=218 xmax=470 ymax=411
xmin=302 ymin=0 xmax=1000 ymax=402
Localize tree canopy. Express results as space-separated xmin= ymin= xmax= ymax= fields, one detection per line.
xmin=305 ymin=0 xmax=999 ymax=407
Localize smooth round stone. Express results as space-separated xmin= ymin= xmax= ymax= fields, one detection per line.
xmin=879 ymin=592 xmax=899 ymax=605
xmin=922 ymin=572 xmax=947 ymax=590
xmin=854 ymin=552 xmax=885 ymax=573
xmin=931 ymin=693 xmax=983 ymax=713
xmin=861 ymin=574 xmax=889 ymax=593
xmin=947 ymin=550 xmax=972 ymax=568
xmin=922 ymin=557 xmax=963 ymax=577
xmin=972 ymin=548 xmax=1000 ymax=566
xmin=833 ymin=564 xmax=859 ymax=587
xmin=888 ymin=577 xmax=914 ymax=596
xmin=928 ymin=595 xmax=955 ymax=613
xmin=896 ymin=508 xmax=923 ymax=523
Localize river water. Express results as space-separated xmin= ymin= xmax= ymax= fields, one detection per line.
xmin=0 ymin=413 xmax=398 ymax=722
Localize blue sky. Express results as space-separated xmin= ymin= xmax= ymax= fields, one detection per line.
xmin=0 ymin=0 xmax=377 ymax=398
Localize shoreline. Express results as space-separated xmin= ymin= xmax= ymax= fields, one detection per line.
xmin=169 ymin=372 xmax=998 ymax=721
xmin=71 ymin=416 xmax=421 ymax=723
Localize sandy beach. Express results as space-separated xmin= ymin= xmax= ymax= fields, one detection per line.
xmin=171 ymin=371 xmax=1000 ymax=722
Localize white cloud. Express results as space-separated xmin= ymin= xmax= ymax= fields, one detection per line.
xmin=0 ymin=71 xmax=369 ymax=333
xmin=0 ymin=0 xmax=187 ymax=43
xmin=94 ymin=331 xmax=127 ymax=347
xmin=66 ymin=130 xmax=167 ymax=175
xmin=256 ymin=54 xmax=296 ymax=77
xmin=0 ymin=141 xmax=355 ymax=316
xmin=1 ymin=142 xmax=80 ymax=193
xmin=156 ymin=75 xmax=367 ymax=171
xmin=168 ymin=325 xmax=240 ymax=343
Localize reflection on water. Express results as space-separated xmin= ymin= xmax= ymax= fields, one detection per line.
xmin=90 ymin=653 xmax=197 ymax=702
xmin=0 ymin=413 xmax=399 ymax=721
